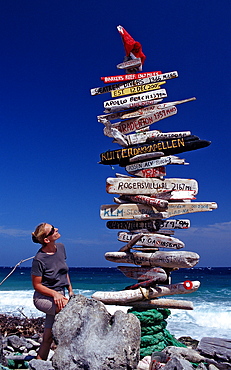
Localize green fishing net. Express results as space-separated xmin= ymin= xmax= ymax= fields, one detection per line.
xmin=128 ymin=308 xmax=186 ymax=358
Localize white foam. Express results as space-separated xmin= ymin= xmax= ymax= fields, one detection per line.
xmin=1 ymin=290 xmax=231 ymax=341
xmin=167 ymin=302 xmax=231 ymax=340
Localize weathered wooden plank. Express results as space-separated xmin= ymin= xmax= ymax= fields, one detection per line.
xmin=132 ymin=213 xmax=168 ymax=220
xmin=104 ymin=97 xmax=196 ymax=114
xmin=111 ymin=81 xmax=166 ymax=97
xmin=118 ymin=233 xmax=143 ymax=252
xmin=117 ymin=266 xmax=167 ymax=281
xmin=126 ymin=130 xmax=191 ymax=145
xmin=97 ymin=110 xmax=133 ymax=122
xmin=110 ymin=106 xmax=177 ymax=135
xmin=99 ymin=138 xmax=211 ymax=166
xmin=117 ymin=58 xmax=142 ymax=70
xmin=100 ymin=71 xmax=162 ymax=83
xmin=129 ymin=167 xmax=166 ymax=178
xmin=118 ymin=232 xmax=185 ymax=249
xmin=129 ymin=151 xmax=165 ymax=162
xmin=116 ymin=190 xmax=196 ymax=201
xmin=120 ymin=97 xmax=196 ymax=119
xmin=120 ymin=266 xmax=167 ymax=280
xmin=132 ymin=247 xmax=159 ymax=252
xmin=106 ymin=219 xmax=191 ymax=231
xmin=91 ymin=73 xmax=170 ymax=96
xmin=104 ymin=98 xmax=164 ymax=113
xmin=91 ymin=71 xmax=177 ymax=96
xmin=126 ymin=155 xmax=189 ymax=173
xmin=100 ymin=202 xmax=218 ymax=219
xmin=130 ymin=299 xmax=194 ymax=310
xmin=158 ymin=190 xmax=196 ymax=200
xmin=105 ymin=250 xmax=200 ymax=268
xmin=103 ymin=89 xmax=167 ymax=110
xmin=151 ymin=230 xmax=175 ymax=236
xmin=106 ymin=177 xmax=198 ymax=195
xmin=92 ymin=281 xmax=200 ymax=304
xmin=118 ymin=195 xmax=169 ymax=209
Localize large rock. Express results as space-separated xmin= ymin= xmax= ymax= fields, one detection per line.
xmin=7 ymin=334 xmax=27 ymax=350
xmin=197 ymin=337 xmax=231 ymax=363
xmin=52 ymin=294 xmax=141 ymax=370
xmin=29 ymin=359 xmax=54 ymax=370
xmin=162 ymin=356 xmax=195 ymax=370
xmin=163 ymin=346 xmax=205 ymax=363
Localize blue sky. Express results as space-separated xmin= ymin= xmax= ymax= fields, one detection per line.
xmin=0 ymin=0 xmax=230 ymax=267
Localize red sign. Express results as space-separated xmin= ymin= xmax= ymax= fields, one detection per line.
xmin=101 ymin=71 xmax=162 ymax=84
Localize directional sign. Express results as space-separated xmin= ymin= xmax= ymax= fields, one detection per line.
xmin=109 ymin=106 xmax=177 ymax=135
xmin=129 ymin=166 xmax=166 ymax=178
xmin=150 ymin=190 xmax=196 ymax=200
xmin=129 ymin=152 xmax=165 ymax=162
xmin=104 ymin=96 xmax=195 ymax=114
xmin=92 ymin=281 xmax=200 ymax=305
xmin=104 ymin=250 xmax=200 ymax=268
xmin=125 ymin=155 xmax=189 ymax=173
xmin=104 ymin=98 xmax=164 ymax=113
xmin=100 ymin=202 xmax=218 ymax=219
xmin=118 ymin=195 xmax=169 ymax=209
xmin=103 ymin=89 xmax=167 ymax=110
xmin=117 ymin=266 xmax=167 ymax=281
xmin=117 ymin=58 xmax=142 ymax=69
xmin=106 ymin=177 xmax=198 ymax=195
xmin=91 ymin=71 xmax=177 ymax=96
xmin=106 ymin=219 xmax=191 ymax=231
xmin=101 ymin=71 xmax=162 ymax=83
xmin=118 ymin=97 xmax=196 ymax=119
xmin=99 ymin=137 xmax=211 ymax=165
xmin=125 ymin=130 xmax=191 ymax=146
xmin=111 ymin=81 xmax=166 ymax=97
xmin=118 ymin=232 xmax=185 ymax=249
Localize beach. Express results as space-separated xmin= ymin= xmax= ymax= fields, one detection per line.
xmin=0 ymin=266 xmax=231 ymax=341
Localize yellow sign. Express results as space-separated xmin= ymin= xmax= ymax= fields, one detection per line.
xmin=111 ymin=81 xmax=166 ymax=97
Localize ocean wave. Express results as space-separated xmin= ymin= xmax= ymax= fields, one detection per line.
xmin=1 ymin=289 xmax=231 ymax=341
xmin=168 ymin=302 xmax=231 ymax=340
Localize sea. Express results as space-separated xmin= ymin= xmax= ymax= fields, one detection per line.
xmin=0 ymin=266 xmax=231 ymax=341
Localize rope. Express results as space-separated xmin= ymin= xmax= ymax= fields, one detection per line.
xmin=0 ymin=256 xmax=34 ymax=286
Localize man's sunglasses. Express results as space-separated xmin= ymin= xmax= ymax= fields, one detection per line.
xmin=45 ymin=225 xmax=55 ymax=238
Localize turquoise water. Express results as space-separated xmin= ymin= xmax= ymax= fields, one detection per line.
xmin=0 ymin=266 xmax=231 ymax=340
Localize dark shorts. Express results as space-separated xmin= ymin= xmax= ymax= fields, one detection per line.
xmin=33 ymin=289 xmax=65 ymax=328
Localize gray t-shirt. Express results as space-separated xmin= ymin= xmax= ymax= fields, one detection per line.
xmin=31 ymin=243 xmax=69 ymax=291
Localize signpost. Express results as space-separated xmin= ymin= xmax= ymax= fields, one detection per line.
xmin=90 ymin=26 xmax=217 ymax=312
